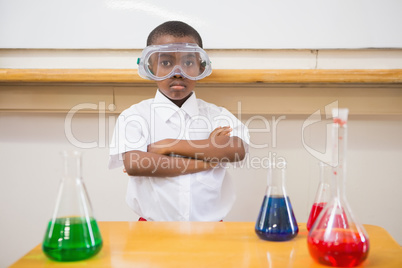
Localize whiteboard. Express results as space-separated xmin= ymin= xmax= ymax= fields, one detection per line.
xmin=1 ymin=0 xmax=402 ymax=49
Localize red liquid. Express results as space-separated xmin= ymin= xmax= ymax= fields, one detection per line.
xmin=308 ymin=229 xmax=369 ymax=267
xmin=333 ymin=118 xmax=346 ymax=126
xmin=307 ymin=202 xmax=326 ymax=231
xmin=313 ymin=206 xmax=350 ymax=230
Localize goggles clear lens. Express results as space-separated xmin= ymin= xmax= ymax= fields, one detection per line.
xmin=138 ymin=43 xmax=212 ymax=81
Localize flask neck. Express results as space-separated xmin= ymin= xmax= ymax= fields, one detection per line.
xmin=331 ymin=119 xmax=347 ymax=200
xmin=319 ymin=162 xmax=332 ymax=184
xmin=53 ymin=150 xmax=93 ymax=219
xmin=62 ymin=151 xmax=82 ymax=180
xmin=266 ymin=162 xmax=287 ymax=196
xmin=313 ymin=162 xmax=332 ymax=203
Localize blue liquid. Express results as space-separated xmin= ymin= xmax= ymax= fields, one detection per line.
xmin=255 ymin=195 xmax=298 ymax=241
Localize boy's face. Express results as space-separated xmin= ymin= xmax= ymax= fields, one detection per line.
xmin=151 ymin=35 xmax=199 ymax=104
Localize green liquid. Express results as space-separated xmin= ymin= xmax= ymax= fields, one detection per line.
xmin=42 ymin=217 xmax=102 ymax=262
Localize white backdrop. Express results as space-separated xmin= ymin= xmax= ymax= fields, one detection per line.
xmin=1 ymin=112 xmax=402 ymax=267
xmin=1 ymin=0 xmax=402 ymax=49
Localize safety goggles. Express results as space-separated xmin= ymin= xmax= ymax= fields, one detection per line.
xmin=137 ymin=43 xmax=212 ymax=81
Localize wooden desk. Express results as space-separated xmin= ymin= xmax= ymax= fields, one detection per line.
xmin=10 ymin=222 xmax=402 ymax=267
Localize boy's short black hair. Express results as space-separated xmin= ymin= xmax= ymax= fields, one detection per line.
xmin=147 ymin=21 xmax=203 ymax=48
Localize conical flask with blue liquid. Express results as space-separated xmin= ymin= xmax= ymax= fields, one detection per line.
xmin=255 ymin=160 xmax=298 ymax=241
xmin=42 ymin=150 xmax=102 ymax=261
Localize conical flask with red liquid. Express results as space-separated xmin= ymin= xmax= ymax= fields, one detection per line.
xmin=307 ymin=108 xmax=369 ymax=267
xmin=42 ymin=150 xmax=103 ymax=261
xmin=306 ymin=162 xmax=332 ymax=231
xmin=255 ymin=160 xmax=298 ymax=241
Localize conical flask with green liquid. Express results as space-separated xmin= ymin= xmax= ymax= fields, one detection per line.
xmin=42 ymin=150 xmax=102 ymax=261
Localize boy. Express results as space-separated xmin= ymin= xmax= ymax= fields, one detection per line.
xmin=109 ymin=21 xmax=249 ymax=221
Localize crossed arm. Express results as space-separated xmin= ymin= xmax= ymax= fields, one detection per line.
xmin=123 ymin=126 xmax=246 ymax=177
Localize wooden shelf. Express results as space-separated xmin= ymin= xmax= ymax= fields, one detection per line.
xmin=1 ymin=69 xmax=401 ymax=115
xmin=1 ymin=69 xmax=402 ymax=84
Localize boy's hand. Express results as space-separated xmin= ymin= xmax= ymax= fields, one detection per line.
xmin=209 ymin=126 xmax=232 ymax=141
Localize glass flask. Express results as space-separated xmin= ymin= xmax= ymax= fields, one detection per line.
xmin=255 ymin=160 xmax=299 ymax=241
xmin=307 ymin=108 xmax=369 ymax=267
xmin=306 ymin=162 xmax=332 ymax=231
xmin=42 ymin=150 xmax=103 ymax=262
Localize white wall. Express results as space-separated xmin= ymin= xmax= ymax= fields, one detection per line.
xmin=1 ymin=112 xmax=401 ymax=267
xmin=1 ymin=0 xmax=402 ymax=49
xmin=1 ymin=49 xmax=402 ymax=266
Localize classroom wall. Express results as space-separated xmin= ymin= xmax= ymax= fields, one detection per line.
xmin=2 ymin=0 xmax=402 ymax=49
xmin=1 ymin=49 xmax=402 ymax=267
